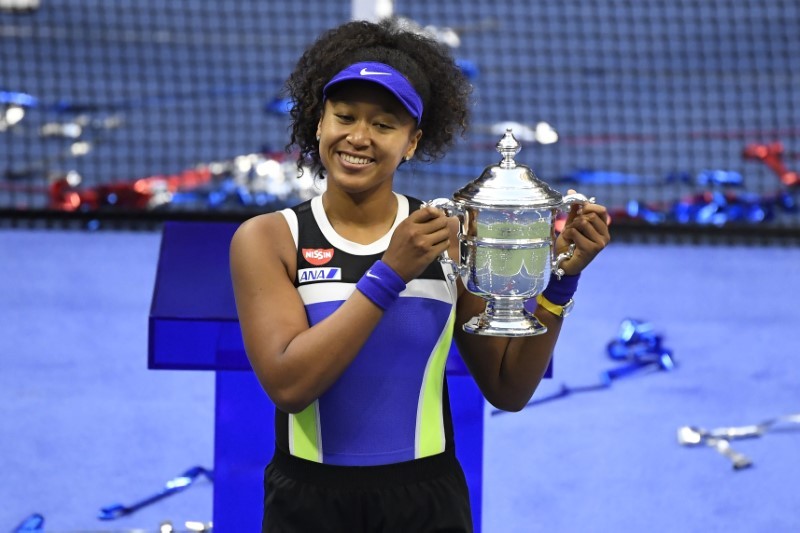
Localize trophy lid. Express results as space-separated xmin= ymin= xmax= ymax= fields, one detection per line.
xmin=453 ymin=129 xmax=563 ymax=208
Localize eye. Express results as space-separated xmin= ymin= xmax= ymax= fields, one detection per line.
xmin=334 ymin=114 xmax=354 ymax=123
xmin=375 ymin=122 xmax=395 ymax=130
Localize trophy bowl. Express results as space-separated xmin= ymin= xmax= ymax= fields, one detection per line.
xmin=428 ymin=129 xmax=591 ymax=337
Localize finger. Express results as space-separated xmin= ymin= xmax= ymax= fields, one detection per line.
xmin=563 ymin=214 xmax=606 ymax=246
xmin=431 ymin=230 xmax=452 ymax=251
xmin=580 ymin=202 xmax=608 ymax=217
xmin=403 ymin=215 xmax=451 ymax=250
xmin=561 ymin=224 xmax=592 ymax=250
xmin=564 ymin=200 xmax=608 ymax=230
xmin=580 ymin=211 xmax=611 ymax=240
xmin=564 ymin=189 xmax=582 ymax=223
xmin=579 ymin=202 xmax=612 ymax=226
xmin=417 ymin=212 xmax=451 ymax=235
xmin=416 ymin=205 xmax=447 ymax=221
xmin=561 ymin=225 xmax=601 ymax=256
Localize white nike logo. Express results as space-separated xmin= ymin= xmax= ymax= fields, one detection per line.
xmin=365 ymin=270 xmax=380 ymax=279
xmin=360 ymin=68 xmax=391 ymax=76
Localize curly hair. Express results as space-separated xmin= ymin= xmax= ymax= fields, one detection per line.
xmin=284 ymin=19 xmax=472 ymax=178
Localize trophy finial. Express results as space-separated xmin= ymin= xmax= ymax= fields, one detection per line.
xmin=497 ymin=128 xmax=520 ymax=169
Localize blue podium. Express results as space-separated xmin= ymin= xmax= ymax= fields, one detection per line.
xmin=148 ymin=221 xmax=488 ymax=532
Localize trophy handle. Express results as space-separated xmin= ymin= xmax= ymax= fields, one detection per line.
xmin=423 ymin=198 xmax=463 ymax=281
xmin=552 ymin=194 xmax=596 ymax=278
xmin=561 ymin=192 xmax=593 ymax=207
xmin=552 ymin=243 xmax=576 ymax=279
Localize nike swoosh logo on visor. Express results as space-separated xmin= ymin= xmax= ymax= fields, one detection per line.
xmin=360 ymin=68 xmax=391 ymax=76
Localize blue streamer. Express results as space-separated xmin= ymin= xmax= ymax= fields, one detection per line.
xmin=265 ymin=96 xmax=294 ymax=115
xmin=491 ymin=318 xmax=675 ymax=415
xmin=98 ymin=466 xmax=213 ymax=520
xmin=13 ymin=513 xmax=44 ymax=533
xmin=1 ymin=90 xmax=39 ymax=107
xmin=696 ymin=169 xmax=743 ymax=187
xmin=568 ymin=164 xmax=798 ymax=227
xmin=456 ymin=58 xmax=480 ymax=80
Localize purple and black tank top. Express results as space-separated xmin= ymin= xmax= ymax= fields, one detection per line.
xmin=275 ymin=193 xmax=458 ymax=467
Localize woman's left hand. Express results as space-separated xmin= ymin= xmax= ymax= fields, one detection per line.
xmin=555 ymin=190 xmax=611 ymax=276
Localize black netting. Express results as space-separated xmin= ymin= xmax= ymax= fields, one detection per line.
xmin=2 ymin=0 xmax=798 ymax=233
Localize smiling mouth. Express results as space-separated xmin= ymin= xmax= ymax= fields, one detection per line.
xmin=339 ymin=153 xmax=374 ymax=166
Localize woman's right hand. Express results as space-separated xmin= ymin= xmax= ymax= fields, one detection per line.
xmin=381 ymin=205 xmax=451 ymax=282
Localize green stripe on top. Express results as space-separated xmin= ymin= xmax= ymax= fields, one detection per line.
xmin=415 ymin=308 xmax=456 ymax=458
xmin=289 ymin=402 xmax=321 ymax=462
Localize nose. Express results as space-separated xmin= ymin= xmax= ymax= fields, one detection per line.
xmin=346 ymin=121 xmax=371 ymax=147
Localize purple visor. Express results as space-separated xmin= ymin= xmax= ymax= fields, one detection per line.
xmin=323 ymin=61 xmax=423 ymax=125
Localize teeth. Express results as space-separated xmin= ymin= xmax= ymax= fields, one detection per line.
xmin=340 ymin=153 xmax=372 ymax=165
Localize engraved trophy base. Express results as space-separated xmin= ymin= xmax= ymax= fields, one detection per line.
xmin=463 ymin=299 xmax=548 ymax=337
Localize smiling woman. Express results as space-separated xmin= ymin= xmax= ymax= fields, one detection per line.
xmin=229 ymin=18 xmax=609 ymax=533
xmin=316 ymin=80 xmax=421 ymax=202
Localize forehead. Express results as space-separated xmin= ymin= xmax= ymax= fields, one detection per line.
xmin=325 ymin=80 xmax=410 ymax=117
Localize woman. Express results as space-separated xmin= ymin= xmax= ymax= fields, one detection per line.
xmin=230 ymin=19 xmax=610 ymax=532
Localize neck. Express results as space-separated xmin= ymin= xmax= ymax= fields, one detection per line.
xmin=322 ymin=188 xmax=399 ymax=243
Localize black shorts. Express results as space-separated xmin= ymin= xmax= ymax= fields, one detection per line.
xmin=262 ymin=447 xmax=473 ymax=533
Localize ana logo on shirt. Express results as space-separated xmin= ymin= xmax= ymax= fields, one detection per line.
xmin=302 ymin=248 xmax=334 ymax=266
xmin=297 ymin=267 xmax=341 ymax=284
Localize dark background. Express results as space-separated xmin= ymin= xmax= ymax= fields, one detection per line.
xmin=2 ymin=0 xmax=799 ymax=236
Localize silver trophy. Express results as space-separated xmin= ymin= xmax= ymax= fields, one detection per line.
xmin=428 ymin=129 xmax=592 ymax=337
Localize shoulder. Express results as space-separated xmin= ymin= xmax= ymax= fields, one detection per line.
xmin=230 ymin=211 xmax=297 ymax=270
xmin=232 ymin=211 xmax=289 ymax=244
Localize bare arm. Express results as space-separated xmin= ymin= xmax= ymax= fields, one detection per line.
xmin=230 ymin=213 xmax=382 ymax=413
xmin=454 ymin=198 xmax=611 ymax=411
xmin=229 ymin=206 xmax=450 ymax=413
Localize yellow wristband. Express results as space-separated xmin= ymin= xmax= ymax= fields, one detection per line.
xmin=536 ymin=294 xmax=574 ymax=318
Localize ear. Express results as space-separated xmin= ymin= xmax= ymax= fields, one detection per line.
xmin=405 ymin=129 xmax=423 ymax=160
xmin=316 ymin=111 xmax=325 ymax=139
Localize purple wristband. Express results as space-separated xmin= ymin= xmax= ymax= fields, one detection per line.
xmin=355 ymin=260 xmax=407 ymax=311
xmin=541 ymin=272 xmax=580 ymax=305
